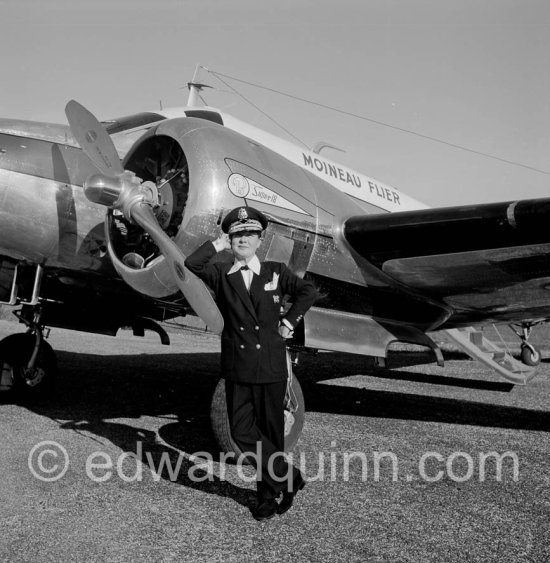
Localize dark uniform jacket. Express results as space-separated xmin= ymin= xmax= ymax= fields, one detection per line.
xmin=185 ymin=241 xmax=317 ymax=384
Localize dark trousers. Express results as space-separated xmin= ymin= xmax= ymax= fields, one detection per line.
xmin=225 ymin=380 xmax=298 ymax=501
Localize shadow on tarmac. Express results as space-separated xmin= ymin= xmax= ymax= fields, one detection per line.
xmin=2 ymin=348 xmax=548 ymax=501
xmin=59 ymin=418 xmax=255 ymax=508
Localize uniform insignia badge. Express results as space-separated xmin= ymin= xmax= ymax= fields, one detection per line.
xmin=238 ymin=207 xmax=248 ymax=221
xmin=273 ymin=295 xmax=280 ymax=303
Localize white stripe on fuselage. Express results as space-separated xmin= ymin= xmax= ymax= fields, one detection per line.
xmin=160 ymin=106 xmax=429 ymax=213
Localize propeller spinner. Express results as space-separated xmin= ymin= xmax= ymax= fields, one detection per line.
xmin=65 ymin=100 xmax=224 ymax=334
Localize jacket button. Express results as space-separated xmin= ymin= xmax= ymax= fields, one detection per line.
xmin=256 ymin=344 xmax=261 ymax=349
xmin=239 ymin=327 xmax=244 ymax=331
xmin=240 ymin=344 xmax=245 ymax=349
xmin=255 ymin=326 xmax=259 ymax=331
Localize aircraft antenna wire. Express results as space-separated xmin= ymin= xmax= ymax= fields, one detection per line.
xmin=203 ymin=67 xmax=550 ymax=177
xmin=202 ymin=67 xmax=310 ymax=149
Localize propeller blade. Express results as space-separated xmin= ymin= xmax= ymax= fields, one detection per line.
xmin=65 ymin=100 xmax=124 ymax=177
xmin=66 ymin=99 xmax=224 ymax=334
xmin=130 ymin=203 xmax=224 ymax=333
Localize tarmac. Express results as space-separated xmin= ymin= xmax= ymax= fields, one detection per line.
xmin=0 ymin=319 xmax=548 ymax=562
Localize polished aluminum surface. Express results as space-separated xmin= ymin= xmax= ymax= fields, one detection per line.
xmin=2 ymin=104 xmax=550 ymax=372
xmin=65 ymin=103 xmax=224 ymax=333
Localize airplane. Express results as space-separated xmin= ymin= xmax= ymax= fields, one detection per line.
xmin=0 ymin=73 xmax=548 ymax=456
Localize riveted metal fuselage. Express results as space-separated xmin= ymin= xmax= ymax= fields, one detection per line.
xmin=0 ymin=114 xmax=455 ymax=335
xmin=3 ymin=110 xmax=546 ymax=342
xmin=0 ymin=122 xmax=111 ymax=272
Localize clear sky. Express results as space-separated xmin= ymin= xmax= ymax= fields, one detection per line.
xmin=1 ymin=0 xmax=549 ymax=207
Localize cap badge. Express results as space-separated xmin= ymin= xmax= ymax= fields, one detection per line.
xmin=238 ymin=208 xmax=248 ymax=221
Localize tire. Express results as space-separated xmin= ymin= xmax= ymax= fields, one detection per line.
xmin=209 ymin=374 xmax=305 ymax=462
xmin=520 ymin=344 xmax=541 ymax=367
xmin=0 ymin=333 xmax=57 ymax=398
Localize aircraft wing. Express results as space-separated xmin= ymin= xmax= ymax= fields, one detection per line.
xmin=343 ymin=197 xmax=550 ymax=326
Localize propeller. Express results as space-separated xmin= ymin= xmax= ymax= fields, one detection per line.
xmin=65 ymin=100 xmax=224 ymax=334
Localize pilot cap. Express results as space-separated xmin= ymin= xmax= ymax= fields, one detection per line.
xmin=222 ymin=206 xmax=268 ymax=235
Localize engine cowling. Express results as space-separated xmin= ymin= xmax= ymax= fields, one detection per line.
xmin=105 ymin=129 xmax=187 ymax=298
xmin=102 ymin=116 xmax=232 ymax=301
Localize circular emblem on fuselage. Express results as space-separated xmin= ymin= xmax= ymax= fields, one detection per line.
xmin=174 ymin=262 xmax=186 ymax=282
xmin=85 ymin=130 xmax=98 ymax=144
xmin=227 ymin=174 xmax=250 ymax=198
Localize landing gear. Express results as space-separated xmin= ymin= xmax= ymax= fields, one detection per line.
xmin=510 ymin=322 xmax=542 ymax=367
xmin=0 ymin=306 xmax=57 ymax=397
xmin=520 ymin=344 xmax=541 ymax=367
xmin=209 ymin=351 xmax=305 ymax=461
xmin=209 ymin=375 xmax=305 ymax=461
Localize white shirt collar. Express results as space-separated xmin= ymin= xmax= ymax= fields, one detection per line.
xmin=227 ymin=254 xmax=261 ymax=275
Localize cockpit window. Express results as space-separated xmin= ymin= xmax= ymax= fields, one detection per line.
xmin=102 ymin=113 xmax=166 ymax=134
xmin=184 ymin=110 xmax=224 ymax=126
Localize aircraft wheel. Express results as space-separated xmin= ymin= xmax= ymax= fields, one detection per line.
xmin=0 ymin=333 xmax=57 ymax=397
xmin=520 ymin=344 xmax=541 ymax=367
xmin=209 ymin=374 xmax=305 ymax=463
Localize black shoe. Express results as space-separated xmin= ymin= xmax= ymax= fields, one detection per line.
xmin=251 ymin=498 xmax=278 ymax=522
xmin=277 ymin=473 xmax=306 ymax=515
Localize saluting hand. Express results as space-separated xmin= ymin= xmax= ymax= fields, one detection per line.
xmin=213 ymin=233 xmax=231 ymax=252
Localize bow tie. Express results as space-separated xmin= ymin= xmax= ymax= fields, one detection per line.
xmin=240 ymin=265 xmax=250 ymax=271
